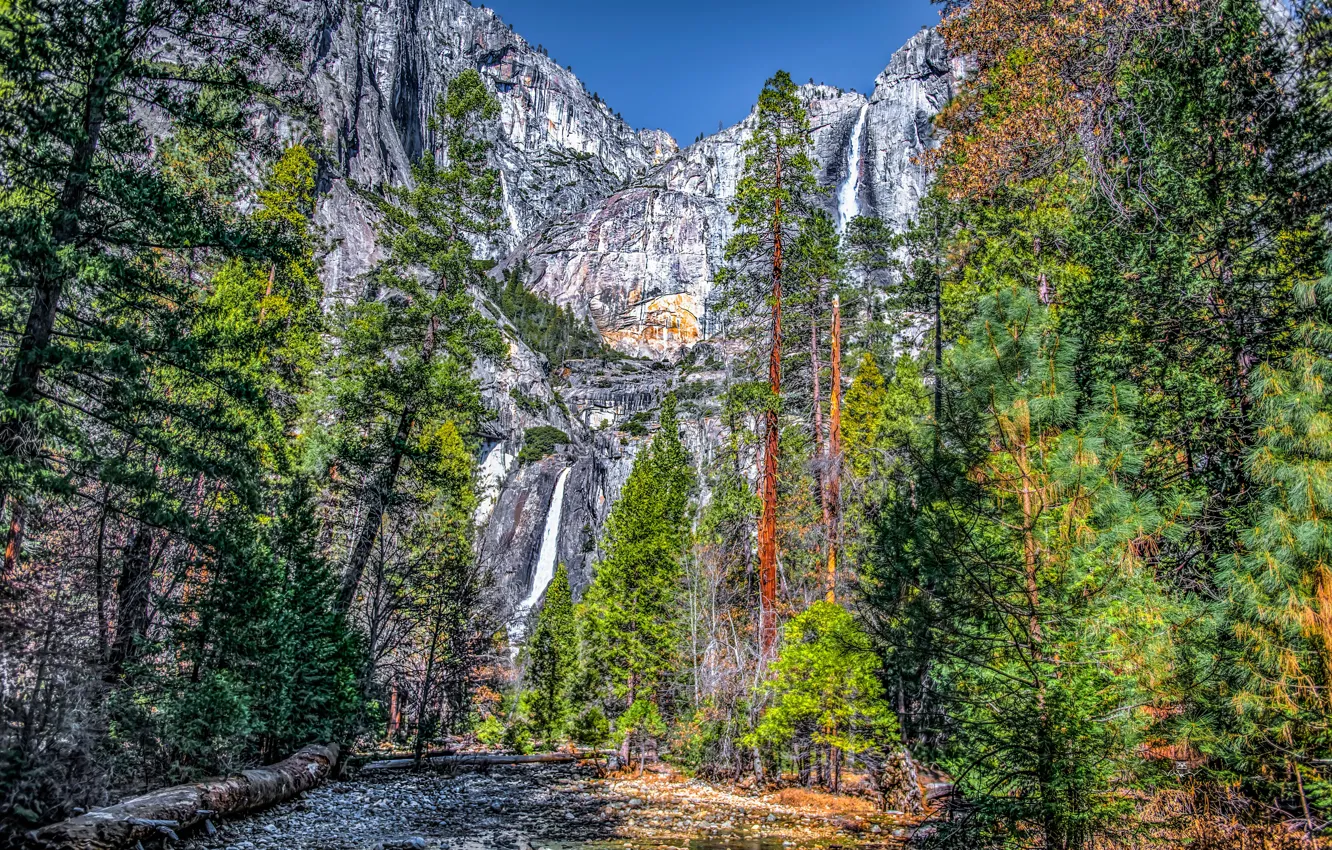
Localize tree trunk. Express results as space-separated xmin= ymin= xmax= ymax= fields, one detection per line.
xmin=107 ymin=527 xmax=153 ymax=680
xmin=28 ymin=744 xmax=339 ymax=850
xmin=387 ymin=684 xmax=400 ymax=740
xmin=758 ymin=153 xmax=783 ymax=657
xmin=0 ymin=0 xmax=129 ymax=545
xmin=337 ymin=405 xmax=413 ymax=613
xmin=826 ymin=294 xmax=842 ymax=602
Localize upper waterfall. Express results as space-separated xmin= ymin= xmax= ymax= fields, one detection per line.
xmin=836 ymin=103 xmax=870 ymax=233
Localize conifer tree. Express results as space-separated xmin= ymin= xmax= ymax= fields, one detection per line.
xmin=714 ymin=71 xmax=818 ymax=653
xmin=879 ymin=284 xmax=1186 ymax=848
xmin=750 ymin=602 xmax=897 ymax=791
xmin=329 ymin=69 xmax=506 ymax=613
xmin=1220 ymin=260 xmax=1332 ymax=819
xmin=579 ymin=393 xmax=693 ymax=716
xmin=526 ymin=564 xmax=576 ymax=744
xmin=0 ymin=0 xmax=298 ymax=558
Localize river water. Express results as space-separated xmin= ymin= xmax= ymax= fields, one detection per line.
xmin=178 ymin=763 xmax=915 ymax=850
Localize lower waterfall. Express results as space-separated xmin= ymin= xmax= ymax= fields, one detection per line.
xmin=508 ymin=465 xmax=572 ymax=649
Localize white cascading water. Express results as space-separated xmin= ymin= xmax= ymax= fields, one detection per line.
xmin=836 ymin=104 xmax=870 ymax=234
xmin=508 ymin=466 xmax=572 ymax=649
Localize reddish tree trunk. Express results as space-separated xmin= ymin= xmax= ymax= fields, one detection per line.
xmin=758 ymin=154 xmax=783 ymax=657
xmin=826 ymin=295 xmax=843 ymax=602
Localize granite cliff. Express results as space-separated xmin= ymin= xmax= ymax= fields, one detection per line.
xmin=290 ymin=0 xmax=956 ymax=619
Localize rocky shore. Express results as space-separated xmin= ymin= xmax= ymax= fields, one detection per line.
xmin=178 ymin=763 xmax=925 ymax=850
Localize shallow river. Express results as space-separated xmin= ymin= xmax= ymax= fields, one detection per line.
xmin=178 ymin=764 xmax=915 ymax=850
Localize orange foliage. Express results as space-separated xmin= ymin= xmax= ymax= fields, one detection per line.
xmin=932 ymin=0 xmax=1191 ymax=197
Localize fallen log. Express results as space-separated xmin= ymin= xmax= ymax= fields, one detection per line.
xmin=359 ymin=751 xmax=594 ymax=771
xmin=27 ymin=743 xmax=339 ymax=850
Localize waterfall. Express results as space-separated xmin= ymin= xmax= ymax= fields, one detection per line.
xmin=509 ymin=466 xmax=572 ymax=647
xmin=836 ymin=103 xmax=870 ymax=234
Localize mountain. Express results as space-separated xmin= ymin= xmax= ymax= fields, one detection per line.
xmin=505 ymin=29 xmax=957 ymax=359
xmin=290 ymin=0 xmax=957 ymax=612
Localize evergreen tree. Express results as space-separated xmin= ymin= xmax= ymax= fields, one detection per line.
xmin=579 ymin=393 xmax=693 ymax=717
xmin=713 ymin=71 xmax=819 ymax=652
xmin=867 ymin=284 xmax=1188 ymax=848
xmin=0 ymin=0 xmax=298 ymax=558
xmin=750 ymin=602 xmax=897 ymax=791
xmin=1220 ymin=259 xmax=1332 ymax=819
xmin=328 ymin=69 xmax=506 ymax=613
xmin=525 ymin=564 xmax=576 ymax=744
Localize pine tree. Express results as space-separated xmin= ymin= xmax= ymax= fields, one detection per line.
xmin=526 ymin=564 xmax=576 ymax=744
xmin=901 ymin=284 xmax=1184 ymax=847
xmin=0 ymin=0 xmax=298 ymax=559
xmin=1220 ymin=261 xmax=1332 ymax=821
xmin=787 ymin=210 xmax=844 ymax=601
xmin=329 ymin=69 xmax=506 ymax=613
xmin=713 ymin=71 xmax=818 ymax=653
xmin=750 ymin=602 xmax=897 ymax=791
xmin=579 ymin=393 xmax=693 ymax=717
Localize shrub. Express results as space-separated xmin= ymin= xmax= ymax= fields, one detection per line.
xmin=509 ymin=386 xmax=546 ymax=415
xmin=503 ymin=720 xmax=533 ymax=754
xmin=475 ymin=716 xmax=504 ymax=747
xmin=570 ymin=706 xmax=610 ymax=749
xmin=517 ymin=426 xmax=569 ymax=464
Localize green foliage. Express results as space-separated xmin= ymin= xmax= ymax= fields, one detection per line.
xmin=751 ymin=602 xmax=897 ymax=758
xmin=620 ymin=411 xmax=650 ymax=437
xmin=475 ymin=716 xmax=505 ymax=747
xmin=617 ymin=698 xmax=667 ymax=768
xmin=509 ymin=386 xmax=547 ymax=415
xmin=503 ymin=720 xmax=533 ymax=755
xmin=485 ymin=263 xmax=606 ymax=368
xmin=525 ymin=564 xmax=577 ymax=743
xmin=579 ymin=393 xmax=694 ymax=716
xmin=1218 ymin=263 xmax=1332 ymax=805
xmin=518 ymin=426 xmax=570 ymax=464
xmin=326 ymin=68 xmax=506 ymax=612
xmin=569 ymin=706 xmax=611 ymax=749
xmin=714 ymin=70 xmax=820 ymax=317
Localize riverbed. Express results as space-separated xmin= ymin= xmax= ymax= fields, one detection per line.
xmin=178 ymin=763 xmax=922 ymax=850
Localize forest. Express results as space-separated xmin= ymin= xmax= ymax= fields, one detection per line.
xmin=0 ymin=0 xmax=1330 ymax=846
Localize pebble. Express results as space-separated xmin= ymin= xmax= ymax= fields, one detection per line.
xmin=181 ymin=762 xmax=880 ymax=850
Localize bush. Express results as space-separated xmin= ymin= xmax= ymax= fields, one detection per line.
xmin=503 ymin=720 xmax=533 ymax=754
xmin=569 ymin=706 xmax=610 ymax=749
xmin=620 ymin=411 xmax=650 ymax=437
xmin=517 ymin=426 xmax=569 ymax=464
xmin=617 ymin=699 xmax=666 ymax=769
xmin=475 ymin=716 xmax=504 ymax=747
xmin=509 ymin=386 xmax=547 ymax=415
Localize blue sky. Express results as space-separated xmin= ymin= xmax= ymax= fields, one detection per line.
xmin=483 ymin=0 xmax=940 ymax=144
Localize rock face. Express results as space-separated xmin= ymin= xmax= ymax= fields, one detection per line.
xmin=293 ymin=0 xmax=954 ymax=616
xmin=505 ymin=30 xmax=957 ymax=358
xmin=303 ymin=0 xmax=667 ymax=298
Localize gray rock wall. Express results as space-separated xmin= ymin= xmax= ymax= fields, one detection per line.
xmin=290 ymin=0 xmax=954 ymax=624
